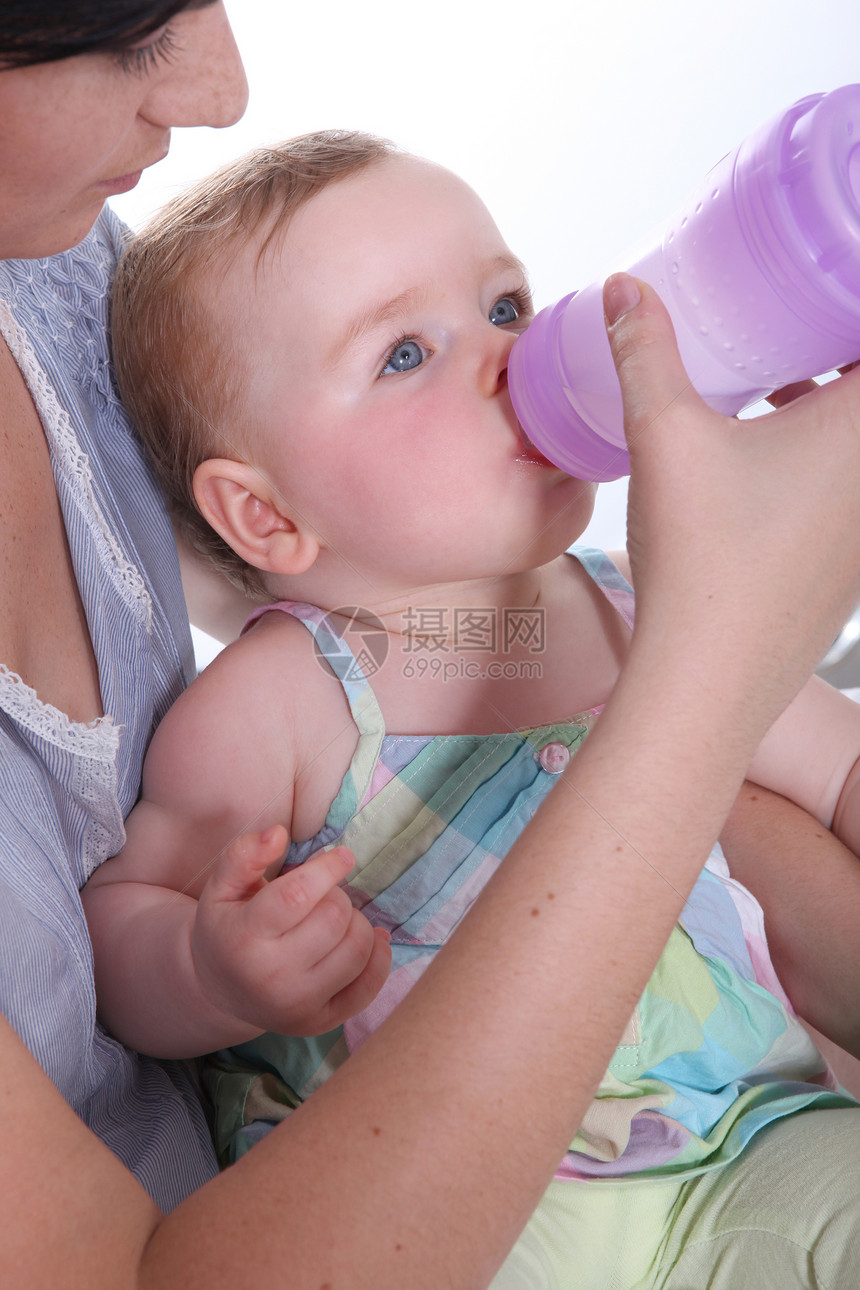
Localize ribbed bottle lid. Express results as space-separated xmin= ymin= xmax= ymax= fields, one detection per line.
xmin=508 ymin=294 xmax=630 ymax=482
xmin=739 ymin=86 xmax=860 ymax=337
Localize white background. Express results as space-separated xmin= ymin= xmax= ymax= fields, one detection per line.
xmin=112 ymin=0 xmax=860 ymax=666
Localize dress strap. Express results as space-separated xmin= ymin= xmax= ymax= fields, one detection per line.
xmin=242 ymin=601 xmax=386 ymax=824
xmin=570 ymin=546 xmax=635 ymax=631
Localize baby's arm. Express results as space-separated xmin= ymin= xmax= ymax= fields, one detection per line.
xmin=721 ymin=783 xmax=860 ymax=1065
xmin=734 ymin=678 xmax=860 ymax=1058
xmin=82 ymin=633 xmax=389 ymax=1059
xmin=745 ymin=673 xmax=860 ymax=851
xmin=834 ymin=746 xmax=860 ymax=858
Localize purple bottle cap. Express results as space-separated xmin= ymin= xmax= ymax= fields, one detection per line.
xmin=508 ymin=294 xmax=630 ymax=482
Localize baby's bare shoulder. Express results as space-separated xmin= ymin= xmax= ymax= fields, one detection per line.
xmin=143 ymin=611 xmax=328 ymax=807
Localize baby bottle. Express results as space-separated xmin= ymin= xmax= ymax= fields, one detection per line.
xmin=508 ymin=84 xmax=860 ymax=481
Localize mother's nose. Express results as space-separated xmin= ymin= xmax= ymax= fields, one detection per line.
xmin=139 ymin=4 xmax=249 ymax=131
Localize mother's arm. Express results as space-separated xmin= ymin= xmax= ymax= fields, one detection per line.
xmin=4 ymin=278 xmax=860 ymax=1288
xmin=0 ymin=633 xmax=764 ymax=1290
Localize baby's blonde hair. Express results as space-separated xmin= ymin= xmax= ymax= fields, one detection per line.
xmin=111 ymin=129 xmax=395 ymax=595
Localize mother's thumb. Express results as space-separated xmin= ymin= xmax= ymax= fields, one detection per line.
xmin=603 ymin=274 xmax=698 ymax=451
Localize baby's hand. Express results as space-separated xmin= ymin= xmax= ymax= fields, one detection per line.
xmin=191 ymin=827 xmax=391 ymax=1036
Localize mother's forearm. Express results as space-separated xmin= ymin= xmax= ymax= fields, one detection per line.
xmin=143 ymin=659 xmax=761 ymax=1290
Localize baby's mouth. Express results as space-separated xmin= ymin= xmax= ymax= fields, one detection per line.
xmin=515 ymin=419 xmax=557 ymax=468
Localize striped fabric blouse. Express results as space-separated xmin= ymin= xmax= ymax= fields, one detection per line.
xmin=0 ymin=209 xmax=218 ymax=1209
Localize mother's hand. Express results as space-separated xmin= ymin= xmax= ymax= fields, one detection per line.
xmin=603 ymin=272 xmax=860 ymax=740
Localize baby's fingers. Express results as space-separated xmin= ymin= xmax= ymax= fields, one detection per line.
xmin=315 ymin=925 xmax=392 ymax=1030
xmin=203 ymin=826 xmax=289 ymax=905
xmin=283 ymin=920 xmax=392 ymax=1035
xmin=248 ymin=846 xmax=356 ymax=937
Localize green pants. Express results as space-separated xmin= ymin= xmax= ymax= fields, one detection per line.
xmin=491 ymin=1108 xmax=860 ymax=1289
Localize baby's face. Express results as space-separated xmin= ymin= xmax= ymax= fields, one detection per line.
xmin=230 ymin=154 xmax=595 ymax=597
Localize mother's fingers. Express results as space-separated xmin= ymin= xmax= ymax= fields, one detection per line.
xmin=767 ymin=360 xmax=860 ymax=408
xmin=603 ymin=273 xmax=705 ymax=450
xmin=603 ymin=274 xmax=860 ymax=735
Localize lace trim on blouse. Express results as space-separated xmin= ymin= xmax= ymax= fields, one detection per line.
xmin=0 ymin=663 xmax=118 ymax=760
xmin=0 ymin=298 xmax=152 ymax=630
xmin=0 ymin=296 xmax=129 ymax=761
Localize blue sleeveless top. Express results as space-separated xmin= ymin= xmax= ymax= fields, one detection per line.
xmin=208 ymin=559 xmax=854 ymax=1179
xmin=0 ymin=209 xmax=217 ymax=1208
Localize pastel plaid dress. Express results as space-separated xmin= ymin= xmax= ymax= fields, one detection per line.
xmin=207 ymin=549 xmax=853 ymax=1179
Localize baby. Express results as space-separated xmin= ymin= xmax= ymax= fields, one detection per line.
xmin=87 ymin=131 xmax=860 ymax=1285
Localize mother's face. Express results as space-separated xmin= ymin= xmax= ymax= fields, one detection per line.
xmin=0 ymin=3 xmax=248 ymax=259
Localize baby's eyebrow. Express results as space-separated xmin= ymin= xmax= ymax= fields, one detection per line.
xmin=329 ymin=285 xmax=429 ymax=366
xmin=493 ymin=252 xmax=530 ymax=283
xmin=328 ymin=253 xmax=530 ymax=366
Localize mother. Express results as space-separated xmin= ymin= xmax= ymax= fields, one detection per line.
xmin=2 ymin=3 xmax=860 ymax=1286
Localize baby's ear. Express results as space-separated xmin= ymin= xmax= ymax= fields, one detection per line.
xmin=193 ymin=458 xmax=320 ymax=576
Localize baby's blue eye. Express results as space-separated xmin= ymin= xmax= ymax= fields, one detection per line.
xmin=382 ymin=339 xmax=426 ymax=374
xmin=489 ymin=297 xmax=520 ymax=327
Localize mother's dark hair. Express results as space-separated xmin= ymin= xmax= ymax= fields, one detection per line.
xmin=0 ymin=1 xmax=202 ymax=66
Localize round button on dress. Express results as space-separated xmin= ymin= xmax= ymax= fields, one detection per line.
xmin=537 ymin=741 xmax=570 ymax=775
